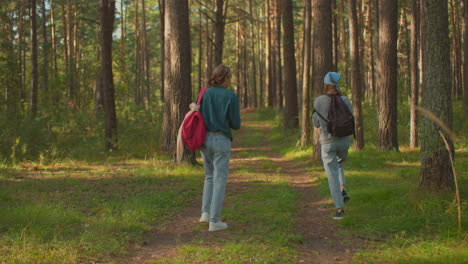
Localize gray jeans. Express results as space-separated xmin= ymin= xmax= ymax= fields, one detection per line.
xmin=200 ymin=132 xmax=232 ymax=223
xmin=320 ymin=136 xmax=350 ymax=209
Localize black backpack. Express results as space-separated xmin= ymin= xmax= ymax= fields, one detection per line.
xmin=315 ymin=94 xmax=355 ymax=138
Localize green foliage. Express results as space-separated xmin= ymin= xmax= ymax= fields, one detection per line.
xmin=0 ymin=103 xmax=163 ymax=164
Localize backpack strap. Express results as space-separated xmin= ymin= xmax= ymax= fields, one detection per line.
xmin=313 ymin=108 xmax=329 ymax=123
xmin=196 ymin=88 xmax=208 ymax=105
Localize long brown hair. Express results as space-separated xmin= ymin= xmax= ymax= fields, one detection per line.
xmin=208 ymin=65 xmax=232 ymax=87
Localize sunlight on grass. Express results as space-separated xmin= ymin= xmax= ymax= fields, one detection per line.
xmin=0 ymin=159 xmax=204 ymax=263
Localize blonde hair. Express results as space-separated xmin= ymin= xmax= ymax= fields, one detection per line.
xmin=208 ymin=65 xmax=232 ymax=87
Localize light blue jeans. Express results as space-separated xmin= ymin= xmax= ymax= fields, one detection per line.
xmin=200 ymin=132 xmax=231 ymax=223
xmin=320 ymin=136 xmax=350 ymax=209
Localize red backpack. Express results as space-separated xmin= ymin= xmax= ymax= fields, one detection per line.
xmin=181 ymin=88 xmax=208 ymax=150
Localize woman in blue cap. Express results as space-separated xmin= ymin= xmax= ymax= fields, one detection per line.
xmin=313 ymin=72 xmax=353 ymax=219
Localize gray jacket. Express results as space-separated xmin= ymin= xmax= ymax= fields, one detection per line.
xmin=313 ymin=95 xmax=353 ymax=144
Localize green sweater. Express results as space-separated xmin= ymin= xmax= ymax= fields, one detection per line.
xmin=200 ymin=86 xmax=241 ymax=141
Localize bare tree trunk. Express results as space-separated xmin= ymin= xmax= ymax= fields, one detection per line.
xmin=282 ymin=0 xmax=299 ymax=129
xmin=198 ymin=8 xmax=204 ymax=91
xmin=18 ymin=0 xmax=26 ymax=111
xmin=161 ymin=0 xmax=192 ymax=159
xmin=378 ymin=0 xmax=399 ymax=151
xmin=213 ymin=0 xmax=226 ymax=66
xmin=312 ymin=0 xmax=333 ymax=159
xmin=265 ymin=0 xmax=273 ymax=107
xmin=340 ymin=0 xmax=349 ymax=85
xmin=141 ymin=0 xmax=150 ymax=108
xmin=332 ymin=0 xmax=338 ymax=71
xmin=348 ymin=0 xmax=364 ymax=150
xmin=464 ymin=0 xmax=468 ymax=112
xmin=249 ymin=0 xmax=258 ymax=108
xmin=300 ymin=0 xmax=312 ymax=148
xmin=272 ymin=0 xmax=282 ymax=108
xmin=420 ymin=0 xmax=454 ymax=189
xmin=135 ymin=0 xmax=141 ymax=105
xmin=159 ymin=0 xmax=165 ymax=102
xmin=41 ymin=0 xmax=49 ymax=95
xmin=67 ymin=0 xmax=75 ymax=102
xmin=30 ymin=0 xmax=39 ymax=117
xmin=100 ymin=0 xmax=118 ymax=151
xmin=450 ymin=0 xmax=462 ymax=99
xmin=410 ymin=0 xmax=420 ymax=148
xmin=50 ymin=0 xmax=58 ymax=80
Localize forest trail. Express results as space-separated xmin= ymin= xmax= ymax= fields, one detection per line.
xmin=120 ymin=114 xmax=367 ymax=264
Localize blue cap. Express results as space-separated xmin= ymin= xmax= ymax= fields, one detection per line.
xmin=324 ymin=72 xmax=342 ymax=92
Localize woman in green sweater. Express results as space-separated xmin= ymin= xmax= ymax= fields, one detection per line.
xmin=198 ymin=65 xmax=241 ymax=232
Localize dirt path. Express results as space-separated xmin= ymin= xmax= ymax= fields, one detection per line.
xmin=119 ymin=115 xmax=367 ymax=264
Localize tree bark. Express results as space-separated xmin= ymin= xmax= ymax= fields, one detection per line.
xmin=161 ymin=0 xmax=192 ymax=159
xmin=312 ymin=0 xmax=333 ymax=159
xmin=282 ymin=0 xmax=299 ymax=129
xmin=464 ymin=0 xmax=468 ymax=112
xmin=100 ymin=0 xmax=118 ymax=151
xmin=213 ymin=0 xmax=226 ymax=66
xmin=30 ymin=0 xmax=39 ymax=117
xmin=420 ymin=0 xmax=454 ymax=189
xmin=50 ymin=0 xmax=58 ymax=79
xmin=410 ymin=0 xmax=420 ymax=148
xmin=141 ymin=0 xmax=150 ymax=108
xmin=348 ymin=0 xmax=365 ymax=150
xmin=332 ymin=0 xmax=339 ymax=71
xmin=300 ymin=0 xmax=312 ymax=148
xmin=159 ymin=0 xmax=165 ymax=102
xmin=377 ymin=0 xmax=399 ymax=151
xmin=249 ymin=0 xmax=258 ymax=108
xmin=265 ymin=0 xmax=273 ymax=107
xmin=41 ymin=0 xmax=49 ymax=95
xmin=272 ymin=0 xmax=282 ymax=108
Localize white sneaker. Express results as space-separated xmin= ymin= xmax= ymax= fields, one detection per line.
xmin=208 ymin=221 xmax=228 ymax=232
xmin=199 ymin=212 xmax=210 ymax=223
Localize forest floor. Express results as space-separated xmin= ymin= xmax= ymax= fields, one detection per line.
xmin=119 ymin=114 xmax=368 ymax=264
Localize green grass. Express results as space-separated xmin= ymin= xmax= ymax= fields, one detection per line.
xmin=0 ymin=161 xmax=202 ymax=263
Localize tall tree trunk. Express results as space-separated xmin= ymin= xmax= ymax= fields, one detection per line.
xmin=161 ymin=0 xmax=192 ymax=159
xmin=67 ymin=0 xmax=75 ymax=102
xmin=420 ymin=0 xmax=454 ymax=189
xmin=272 ymin=0 xmax=282 ymax=108
xmin=282 ymin=0 xmax=299 ymax=129
xmin=348 ymin=0 xmax=364 ymax=150
xmin=141 ymin=0 xmax=150 ymax=108
xmin=464 ymin=0 xmax=468 ymax=112
xmin=159 ymin=0 xmax=165 ymax=102
xmin=198 ymin=8 xmax=204 ymax=91
xmin=213 ymin=0 xmax=226 ymax=66
xmin=249 ymin=0 xmax=258 ymax=108
xmin=18 ymin=0 xmax=26 ymax=111
xmin=135 ymin=0 xmax=141 ymax=105
xmin=50 ymin=0 xmax=58 ymax=79
xmin=410 ymin=0 xmax=420 ymax=148
xmin=300 ymin=0 xmax=312 ymax=148
xmin=340 ymin=0 xmax=349 ymax=85
xmin=265 ymin=0 xmax=273 ymax=107
xmin=30 ymin=0 xmax=39 ymax=117
xmin=332 ymin=0 xmax=339 ymax=71
xmin=100 ymin=0 xmax=118 ymax=151
xmin=377 ymin=0 xmax=399 ymax=151
xmin=41 ymin=0 xmax=49 ymax=95
xmin=312 ymin=0 xmax=333 ymax=159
